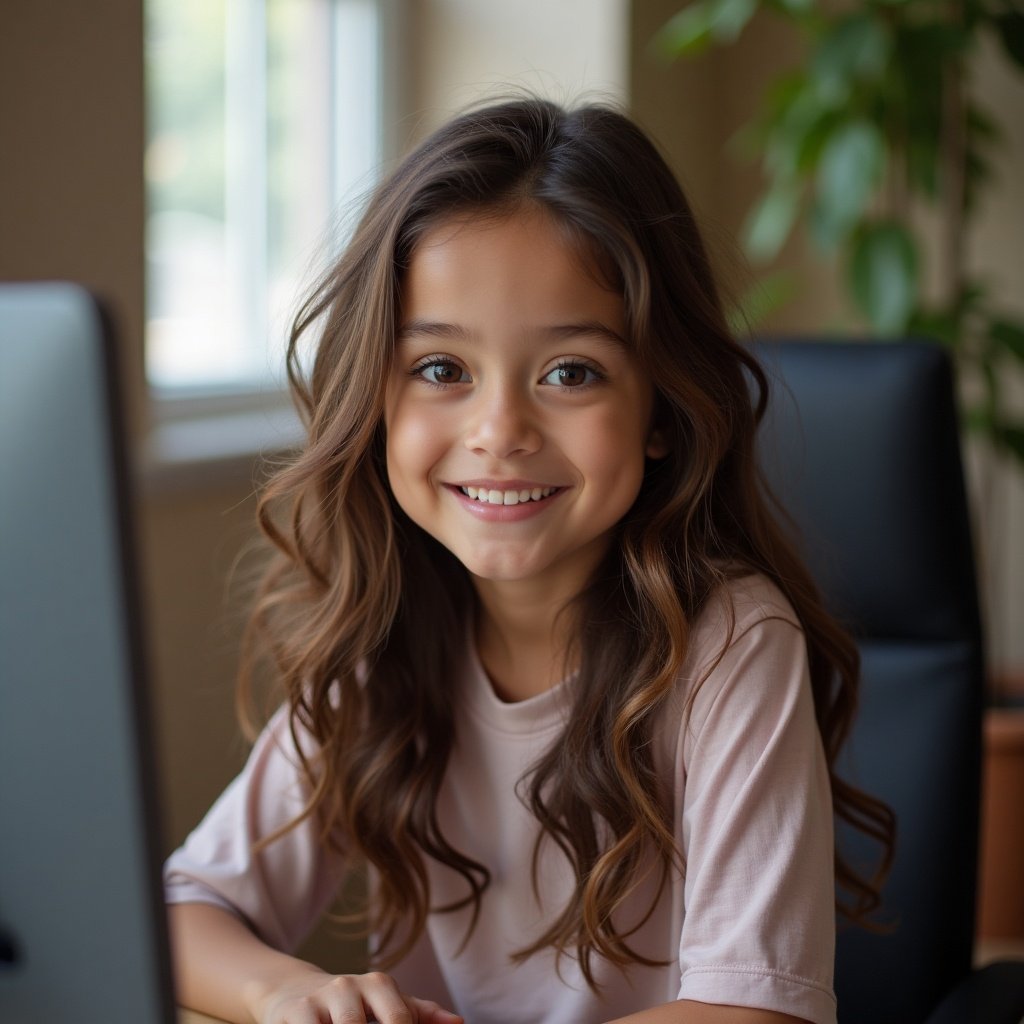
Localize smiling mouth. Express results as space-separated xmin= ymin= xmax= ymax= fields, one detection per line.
xmin=458 ymin=485 xmax=560 ymax=506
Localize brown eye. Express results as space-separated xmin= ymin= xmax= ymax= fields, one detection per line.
xmin=542 ymin=363 xmax=600 ymax=388
xmin=417 ymin=360 xmax=469 ymax=385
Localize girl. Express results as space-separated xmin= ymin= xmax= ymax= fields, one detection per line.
xmin=165 ymin=98 xmax=893 ymax=1024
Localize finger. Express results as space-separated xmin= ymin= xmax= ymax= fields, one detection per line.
xmin=352 ymin=971 xmax=414 ymax=1024
xmin=304 ymin=975 xmax=369 ymax=1024
xmin=407 ymin=996 xmax=464 ymax=1024
xmin=260 ymin=992 xmax=331 ymax=1024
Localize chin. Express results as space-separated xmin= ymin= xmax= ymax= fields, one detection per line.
xmin=459 ymin=553 xmax=544 ymax=584
xmin=465 ymin=564 xmax=535 ymax=584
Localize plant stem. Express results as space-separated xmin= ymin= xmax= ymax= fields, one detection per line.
xmin=886 ymin=7 xmax=909 ymax=224
xmin=941 ymin=0 xmax=968 ymax=305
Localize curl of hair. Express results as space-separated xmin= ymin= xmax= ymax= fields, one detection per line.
xmin=239 ymin=97 xmax=895 ymax=986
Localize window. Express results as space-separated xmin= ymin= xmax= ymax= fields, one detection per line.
xmin=145 ymin=0 xmax=398 ymax=395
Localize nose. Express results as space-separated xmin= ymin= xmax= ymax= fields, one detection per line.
xmin=463 ymin=381 xmax=542 ymax=458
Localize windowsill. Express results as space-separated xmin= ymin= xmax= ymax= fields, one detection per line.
xmin=138 ymin=400 xmax=306 ymax=498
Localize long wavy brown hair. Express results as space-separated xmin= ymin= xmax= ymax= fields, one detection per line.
xmin=240 ymin=97 xmax=895 ymax=987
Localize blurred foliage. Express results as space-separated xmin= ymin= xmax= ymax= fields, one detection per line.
xmin=658 ymin=0 xmax=1024 ymax=466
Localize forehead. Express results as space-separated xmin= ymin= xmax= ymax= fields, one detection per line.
xmin=400 ymin=208 xmax=625 ymax=332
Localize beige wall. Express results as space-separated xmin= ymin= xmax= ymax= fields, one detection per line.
xmin=405 ymin=0 xmax=629 ymax=137
xmin=968 ymin=38 xmax=1024 ymax=676
xmin=0 ymin=0 xmax=146 ymax=430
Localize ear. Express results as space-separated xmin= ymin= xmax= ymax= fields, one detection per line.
xmin=645 ymin=428 xmax=669 ymax=459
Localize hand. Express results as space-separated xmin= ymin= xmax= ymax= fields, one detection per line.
xmin=253 ymin=970 xmax=464 ymax=1024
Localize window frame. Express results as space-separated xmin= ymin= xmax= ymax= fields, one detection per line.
xmin=142 ymin=0 xmax=408 ymax=494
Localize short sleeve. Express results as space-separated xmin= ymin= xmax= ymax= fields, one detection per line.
xmin=676 ymin=607 xmax=837 ymax=1023
xmin=164 ymin=705 xmax=346 ymax=953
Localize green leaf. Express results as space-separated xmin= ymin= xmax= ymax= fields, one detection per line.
xmin=989 ymin=317 xmax=1024 ymax=362
xmin=908 ymin=307 xmax=959 ymax=346
xmin=807 ymin=201 xmax=839 ymax=250
xmin=733 ymin=74 xmax=813 ymax=160
xmin=763 ymin=71 xmax=813 ymax=122
xmin=656 ymin=0 xmax=759 ymax=56
xmin=762 ymin=85 xmax=835 ymax=179
xmin=848 ymin=223 xmax=919 ymax=334
xmin=909 ymin=285 xmax=987 ymax=348
xmin=771 ymin=0 xmax=814 ymax=13
xmin=812 ymin=13 xmax=891 ymax=93
xmin=956 ymin=281 xmax=988 ymax=317
xmin=654 ymin=3 xmax=716 ymax=56
xmin=994 ymin=12 xmax=1024 ymax=69
xmin=814 ymin=120 xmax=885 ymax=241
xmin=710 ymin=0 xmax=759 ymax=41
xmin=793 ymin=111 xmax=843 ymax=174
xmin=743 ymin=179 xmax=803 ymax=262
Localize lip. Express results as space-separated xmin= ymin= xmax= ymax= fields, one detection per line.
xmin=444 ymin=482 xmax=566 ymax=522
xmin=451 ymin=479 xmax=562 ymax=491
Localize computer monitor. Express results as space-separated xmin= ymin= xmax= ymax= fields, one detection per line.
xmin=0 ymin=282 xmax=176 ymax=1022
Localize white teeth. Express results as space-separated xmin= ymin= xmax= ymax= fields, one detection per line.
xmin=459 ymin=485 xmax=556 ymax=505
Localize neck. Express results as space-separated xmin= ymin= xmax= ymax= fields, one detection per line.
xmin=472 ymin=577 xmax=578 ymax=703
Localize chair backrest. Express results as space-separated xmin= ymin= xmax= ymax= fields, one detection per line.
xmin=753 ymin=340 xmax=985 ymax=1024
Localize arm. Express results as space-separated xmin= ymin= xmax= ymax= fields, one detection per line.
xmin=164 ymin=705 xmax=346 ymax=954
xmin=165 ymin=709 xmax=460 ymax=1023
xmin=168 ymin=902 xmax=462 ymax=1024
xmin=666 ymin=585 xmax=837 ymax=1022
xmin=606 ymin=1000 xmax=810 ymax=1024
xmin=168 ymin=901 xmax=326 ymax=1021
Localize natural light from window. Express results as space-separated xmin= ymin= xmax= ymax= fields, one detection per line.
xmin=145 ymin=0 xmax=383 ymax=393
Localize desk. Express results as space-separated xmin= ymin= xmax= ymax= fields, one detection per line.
xmin=179 ymin=1010 xmax=228 ymax=1024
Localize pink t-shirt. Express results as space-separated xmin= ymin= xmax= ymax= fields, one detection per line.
xmin=165 ymin=575 xmax=837 ymax=1023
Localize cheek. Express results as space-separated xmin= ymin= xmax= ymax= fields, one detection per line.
xmin=573 ymin=404 xmax=651 ymax=491
xmin=385 ymin=399 xmax=448 ymax=486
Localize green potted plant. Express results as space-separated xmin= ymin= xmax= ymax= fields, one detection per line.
xmin=655 ymin=0 xmax=1024 ymax=943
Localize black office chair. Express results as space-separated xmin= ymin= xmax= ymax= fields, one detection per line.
xmin=753 ymin=340 xmax=1024 ymax=1024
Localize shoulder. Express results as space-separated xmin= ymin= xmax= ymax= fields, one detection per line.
xmin=244 ymin=701 xmax=324 ymax=781
xmin=659 ymin=574 xmax=813 ymax=759
xmin=693 ymin=572 xmax=802 ymax=650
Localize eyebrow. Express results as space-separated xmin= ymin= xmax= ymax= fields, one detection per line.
xmin=542 ymin=321 xmax=629 ymax=349
xmin=396 ymin=319 xmax=472 ymax=344
xmin=396 ymin=319 xmax=628 ymax=349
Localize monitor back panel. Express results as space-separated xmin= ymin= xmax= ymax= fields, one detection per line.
xmin=0 ymin=283 xmax=175 ymax=1022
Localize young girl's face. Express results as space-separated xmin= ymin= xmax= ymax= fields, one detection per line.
xmin=384 ymin=206 xmax=665 ymax=598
